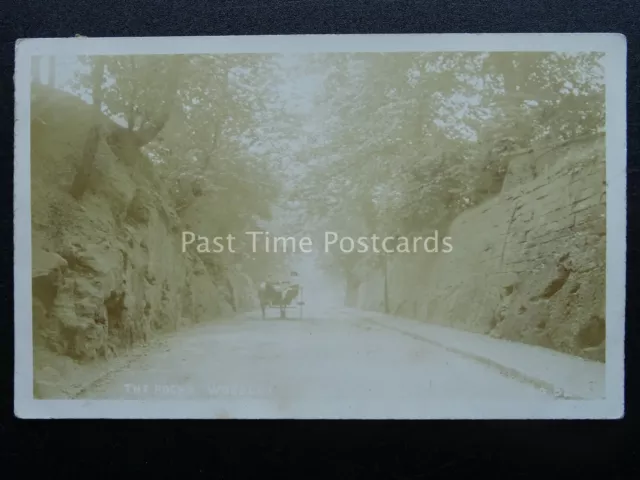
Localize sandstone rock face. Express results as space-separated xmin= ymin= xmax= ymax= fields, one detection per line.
xmin=354 ymin=134 xmax=606 ymax=362
xmin=30 ymin=87 xmax=257 ymax=374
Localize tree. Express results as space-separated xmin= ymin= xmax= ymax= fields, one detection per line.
xmin=48 ymin=56 xmax=56 ymax=87
xmin=68 ymin=53 xmax=300 ymax=280
xmin=32 ymin=56 xmax=42 ymax=84
xmin=292 ymin=52 xmax=604 ymax=285
xmin=69 ymin=57 xmax=106 ymax=199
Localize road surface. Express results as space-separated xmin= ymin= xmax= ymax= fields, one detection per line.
xmin=71 ymin=306 xmax=594 ymax=417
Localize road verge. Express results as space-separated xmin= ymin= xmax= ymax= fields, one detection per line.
xmin=357 ymin=311 xmax=605 ymax=400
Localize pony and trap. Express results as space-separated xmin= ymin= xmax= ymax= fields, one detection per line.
xmin=257 ymin=273 xmax=305 ymax=320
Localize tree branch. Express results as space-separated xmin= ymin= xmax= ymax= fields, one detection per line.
xmin=132 ymin=55 xmax=188 ymax=148
xmin=127 ymin=57 xmax=137 ymax=131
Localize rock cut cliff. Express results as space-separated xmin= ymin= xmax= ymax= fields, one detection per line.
xmin=30 ymin=86 xmax=256 ymax=395
xmin=353 ymin=134 xmax=606 ymax=361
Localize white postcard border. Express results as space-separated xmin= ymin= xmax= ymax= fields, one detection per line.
xmin=14 ymin=33 xmax=627 ymax=419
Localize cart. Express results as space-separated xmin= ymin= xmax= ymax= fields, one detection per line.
xmin=258 ymin=280 xmax=305 ymax=320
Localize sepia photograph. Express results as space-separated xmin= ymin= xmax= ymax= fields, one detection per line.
xmin=14 ymin=34 xmax=626 ymax=419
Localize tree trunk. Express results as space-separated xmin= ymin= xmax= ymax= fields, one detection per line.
xmin=69 ymin=57 xmax=105 ymax=200
xmin=127 ymin=57 xmax=137 ymax=131
xmin=32 ymin=56 xmax=42 ymax=84
xmin=383 ymin=254 xmax=389 ymax=314
xmin=69 ymin=125 xmax=101 ymax=199
xmin=344 ymin=270 xmax=360 ymax=308
xmin=203 ymin=60 xmax=229 ymax=172
xmin=132 ymin=55 xmax=188 ymax=148
xmin=47 ymin=57 xmax=56 ymax=87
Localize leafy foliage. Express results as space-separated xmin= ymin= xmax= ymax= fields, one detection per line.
xmin=290 ymin=52 xmax=605 ymax=277
xmin=67 ymin=52 xmax=604 ymax=284
xmin=69 ymin=54 xmax=295 ymax=281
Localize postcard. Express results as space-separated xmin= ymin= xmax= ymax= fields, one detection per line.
xmin=14 ymin=33 xmax=626 ymax=419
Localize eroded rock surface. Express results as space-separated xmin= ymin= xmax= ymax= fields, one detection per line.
xmin=354 ymin=135 xmax=606 ymax=361
xmin=30 ymin=86 xmax=257 ymax=394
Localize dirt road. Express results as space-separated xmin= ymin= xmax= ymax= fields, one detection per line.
xmin=74 ymin=306 xmax=576 ymax=416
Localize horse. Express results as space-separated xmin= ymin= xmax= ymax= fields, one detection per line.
xmin=258 ymin=280 xmax=300 ymax=319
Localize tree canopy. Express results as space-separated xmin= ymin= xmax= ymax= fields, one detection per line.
xmin=289 ymin=52 xmax=604 ymax=278
xmin=66 ymin=52 xmax=604 ymax=284
xmin=69 ymin=54 xmax=300 ymax=281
